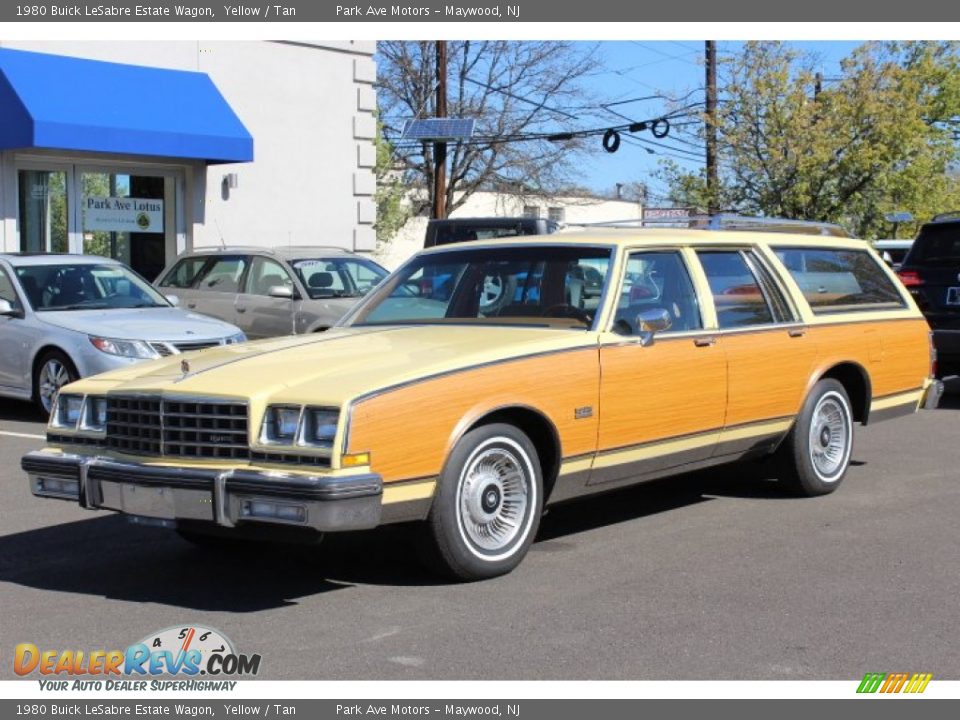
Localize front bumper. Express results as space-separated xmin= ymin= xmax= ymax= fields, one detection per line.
xmin=21 ymin=452 xmax=382 ymax=532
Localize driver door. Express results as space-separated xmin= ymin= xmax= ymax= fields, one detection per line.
xmin=593 ymin=249 xmax=727 ymax=486
xmin=234 ymin=256 xmax=300 ymax=339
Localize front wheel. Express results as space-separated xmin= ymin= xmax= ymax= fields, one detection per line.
xmin=777 ymin=379 xmax=854 ymax=496
xmin=33 ymin=350 xmax=78 ymax=419
xmin=422 ymin=423 xmax=543 ymax=581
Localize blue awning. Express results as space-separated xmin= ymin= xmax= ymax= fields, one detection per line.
xmin=0 ymin=48 xmax=253 ymax=164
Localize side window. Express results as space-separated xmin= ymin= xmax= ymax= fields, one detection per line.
xmin=613 ymin=251 xmax=702 ymax=335
xmin=697 ymin=250 xmax=776 ymax=329
xmin=0 ymin=268 xmax=22 ymax=310
xmin=773 ymin=247 xmax=906 ymax=313
xmin=244 ymin=257 xmax=294 ymax=297
xmin=159 ymin=257 xmax=209 ymax=289
xmin=342 ymin=261 xmax=387 ymax=295
xmin=193 ymin=256 xmax=247 ymax=293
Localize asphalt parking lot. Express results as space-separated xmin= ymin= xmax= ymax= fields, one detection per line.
xmin=1 ymin=383 xmax=958 ymax=681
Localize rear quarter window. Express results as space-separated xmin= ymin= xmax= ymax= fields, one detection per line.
xmin=159 ymin=256 xmax=209 ymax=289
xmin=773 ymin=247 xmax=906 ymax=314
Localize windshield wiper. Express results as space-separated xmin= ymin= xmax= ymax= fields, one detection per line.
xmin=44 ymin=303 xmax=111 ymax=311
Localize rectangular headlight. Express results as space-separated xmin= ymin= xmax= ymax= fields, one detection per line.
xmin=260 ymin=405 xmax=301 ymax=444
xmin=303 ymin=408 xmax=338 ymax=449
xmin=80 ymin=396 xmax=108 ymax=433
xmin=52 ymin=394 xmax=84 ymax=429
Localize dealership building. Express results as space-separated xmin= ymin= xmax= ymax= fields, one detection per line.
xmin=0 ymin=41 xmax=378 ymax=280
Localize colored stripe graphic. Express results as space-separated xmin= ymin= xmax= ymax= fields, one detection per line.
xmin=857 ymin=672 xmax=932 ymax=694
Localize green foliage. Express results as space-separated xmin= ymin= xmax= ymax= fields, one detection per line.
xmin=373 ymin=119 xmax=410 ymax=247
xmin=661 ymin=41 xmax=960 ymax=238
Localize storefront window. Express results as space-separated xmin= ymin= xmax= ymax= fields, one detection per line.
xmin=18 ymin=170 xmax=68 ymax=254
xmin=81 ymin=172 xmax=168 ymax=281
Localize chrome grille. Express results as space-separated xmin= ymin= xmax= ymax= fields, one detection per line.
xmin=106 ymin=396 xmax=249 ymax=459
xmin=149 ymin=340 xmax=223 ymax=356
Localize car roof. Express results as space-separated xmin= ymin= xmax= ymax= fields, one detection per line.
xmin=417 ymin=227 xmax=872 ymax=254
xmin=0 ymin=253 xmax=123 ymax=267
xmin=178 ymin=245 xmax=358 ymax=260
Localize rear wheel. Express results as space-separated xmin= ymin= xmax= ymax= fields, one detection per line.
xmin=777 ymin=379 xmax=854 ymax=496
xmin=33 ymin=350 xmax=78 ymax=419
xmin=422 ymin=423 xmax=543 ymax=581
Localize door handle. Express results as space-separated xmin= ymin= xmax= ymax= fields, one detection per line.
xmin=693 ymin=336 xmax=717 ymax=347
xmin=788 ymin=327 xmax=806 ymax=338
xmin=236 ymin=306 xmax=247 ymax=314
xmin=186 ymin=302 xmax=196 ymax=309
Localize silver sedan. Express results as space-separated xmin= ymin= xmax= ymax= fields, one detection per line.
xmin=0 ymin=253 xmax=245 ymax=416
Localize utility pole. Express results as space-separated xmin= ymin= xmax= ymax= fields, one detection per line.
xmin=705 ymin=40 xmax=718 ymax=215
xmin=432 ymin=40 xmax=448 ymax=220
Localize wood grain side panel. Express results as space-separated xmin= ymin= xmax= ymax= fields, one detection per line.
xmin=805 ymin=319 xmax=930 ymax=399
xmin=598 ymin=338 xmax=726 ymax=451
xmin=348 ymin=349 xmax=600 ymax=484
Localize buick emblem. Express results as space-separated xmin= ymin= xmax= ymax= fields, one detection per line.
xmin=180 ymin=359 xmax=190 ymax=375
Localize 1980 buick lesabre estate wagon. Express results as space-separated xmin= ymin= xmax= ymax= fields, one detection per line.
xmin=22 ymin=227 xmax=942 ymax=580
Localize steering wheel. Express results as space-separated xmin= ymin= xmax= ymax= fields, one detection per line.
xmin=541 ymin=304 xmax=592 ymax=324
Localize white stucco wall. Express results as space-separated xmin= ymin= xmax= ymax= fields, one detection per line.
xmin=0 ymin=40 xmax=376 ymax=254
xmin=375 ymin=190 xmax=644 ymax=269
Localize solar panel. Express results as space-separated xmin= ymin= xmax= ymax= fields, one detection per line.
xmin=401 ymin=118 xmax=476 ymax=141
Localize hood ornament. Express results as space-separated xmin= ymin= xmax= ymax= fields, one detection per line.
xmin=180 ymin=359 xmax=190 ymax=375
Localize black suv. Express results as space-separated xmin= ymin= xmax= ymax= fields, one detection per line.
xmin=898 ymin=212 xmax=960 ymax=377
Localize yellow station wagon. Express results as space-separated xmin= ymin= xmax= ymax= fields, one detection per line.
xmin=23 ymin=226 xmax=942 ymax=580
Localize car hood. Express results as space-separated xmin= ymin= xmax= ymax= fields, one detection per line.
xmin=38 ymin=307 xmax=241 ymax=341
xmin=69 ymin=324 xmax=598 ymax=406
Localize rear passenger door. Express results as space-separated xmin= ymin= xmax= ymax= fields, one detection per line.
xmin=235 ymin=256 xmax=300 ymax=339
xmin=185 ymin=255 xmax=248 ymax=327
xmin=694 ymin=248 xmax=817 ymax=457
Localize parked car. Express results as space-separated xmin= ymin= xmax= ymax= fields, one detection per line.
xmin=874 ymin=239 xmax=913 ymax=269
xmin=155 ymin=246 xmax=388 ymax=339
xmin=0 ymin=254 xmax=245 ymax=416
xmin=897 ymin=212 xmax=960 ymax=377
xmin=22 ymin=229 xmax=940 ymax=580
xmin=424 ymin=217 xmax=561 ymax=248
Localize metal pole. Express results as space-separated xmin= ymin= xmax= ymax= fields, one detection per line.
xmin=432 ymin=40 xmax=448 ymax=220
xmin=705 ymin=40 xmax=718 ymax=216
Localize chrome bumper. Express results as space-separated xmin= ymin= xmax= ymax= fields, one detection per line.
xmin=21 ymin=452 xmax=382 ymax=532
xmin=921 ymin=378 xmax=944 ymax=410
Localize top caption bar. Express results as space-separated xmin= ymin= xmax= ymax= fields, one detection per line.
xmin=1 ymin=0 xmax=956 ymax=22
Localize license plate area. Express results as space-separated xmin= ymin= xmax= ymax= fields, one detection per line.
xmin=947 ymin=287 xmax=960 ymax=306
xmin=97 ymin=480 xmax=213 ymax=521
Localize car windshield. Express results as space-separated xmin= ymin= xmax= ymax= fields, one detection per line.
xmin=15 ymin=263 xmax=169 ymax=312
xmin=348 ymin=245 xmax=614 ymax=330
xmin=291 ymin=258 xmax=388 ymax=299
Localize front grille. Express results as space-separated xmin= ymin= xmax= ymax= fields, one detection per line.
xmin=106 ymin=396 xmax=249 ymax=460
xmin=149 ymin=340 xmax=223 ymax=356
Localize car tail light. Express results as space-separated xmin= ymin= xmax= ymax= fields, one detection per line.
xmin=897 ymin=270 xmax=923 ymax=288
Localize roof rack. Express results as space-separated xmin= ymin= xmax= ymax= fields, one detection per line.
xmin=200 ymin=245 xmax=352 ymax=254
xmin=568 ymin=213 xmax=852 ymax=238
xmin=931 ymin=211 xmax=960 ymax=223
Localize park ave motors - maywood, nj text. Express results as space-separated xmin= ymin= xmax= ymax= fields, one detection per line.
xmin=25 ymin=5 xmax=297 ymax=17
xmin=335 ymin=5 xmax=520 ymax=16
xmin=336 ymin=706 xmax=518 ymax=716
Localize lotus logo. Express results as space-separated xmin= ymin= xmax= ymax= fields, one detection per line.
xmin=180 ymin=359 xmax=190 ymax=375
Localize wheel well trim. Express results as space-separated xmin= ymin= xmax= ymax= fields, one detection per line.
xmin=807 ymin=360 xmax=872 ymax=425
xmin=30 ymin=345 xmax=79 ymax=399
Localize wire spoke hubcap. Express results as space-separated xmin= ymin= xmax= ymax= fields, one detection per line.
xmin=809 ymin=394 xmax=850 ymax=480
xmin=39 ymin=360 xmax=70 ymax=412
xmin=458 ymin=446 xmax=530 ymax=553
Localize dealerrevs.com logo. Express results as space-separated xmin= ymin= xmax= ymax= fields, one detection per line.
xmin=15 ymin=626 xmax=261 ymax=691
xmin=857 ymin=672 xmax=933 ymax=694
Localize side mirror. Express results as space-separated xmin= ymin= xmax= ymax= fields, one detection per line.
xmin=165 ymin=294 xmax=180 ymax=307
xmin=0 ymin=299 xmax=19 ymax=317
xmin=268 ymin=285 xmax=295 ymax=300
xmin=636 ymin=308 xmax=672 ymax=347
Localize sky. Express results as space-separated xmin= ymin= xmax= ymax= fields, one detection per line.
xmin=573 ymin=41 xmax=865 ymax=203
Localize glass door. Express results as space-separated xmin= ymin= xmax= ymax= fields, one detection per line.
xmin=78 ymin=169 xmax=176 ymax=281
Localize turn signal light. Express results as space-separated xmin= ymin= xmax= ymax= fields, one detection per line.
xmin=342 ymin=452 xmax=371 ymax=468
xmin=897 ymin=270 xmax=923 ymax=288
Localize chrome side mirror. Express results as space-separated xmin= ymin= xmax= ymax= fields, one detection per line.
xmin=0 ymin=299 xmax=18 ymax=317
xmin=164 ymin=294 xmax=180 ymax=307
xmin=268 ymin=285 xmax=295 ymax=300
xmin=636 ymin=308 xmax=672 ymax=347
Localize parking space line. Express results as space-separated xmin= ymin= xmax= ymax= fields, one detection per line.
xmin=0 ymin=430 xmax=45 ymax=440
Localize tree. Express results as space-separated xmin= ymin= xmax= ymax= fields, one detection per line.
xmin=376 ymin=41 xmax=599 ymax=217
xmin=661 ymin=41 xmax=960 ymax=238
xmin=373 ymin=119 xmax=410 ymax=247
